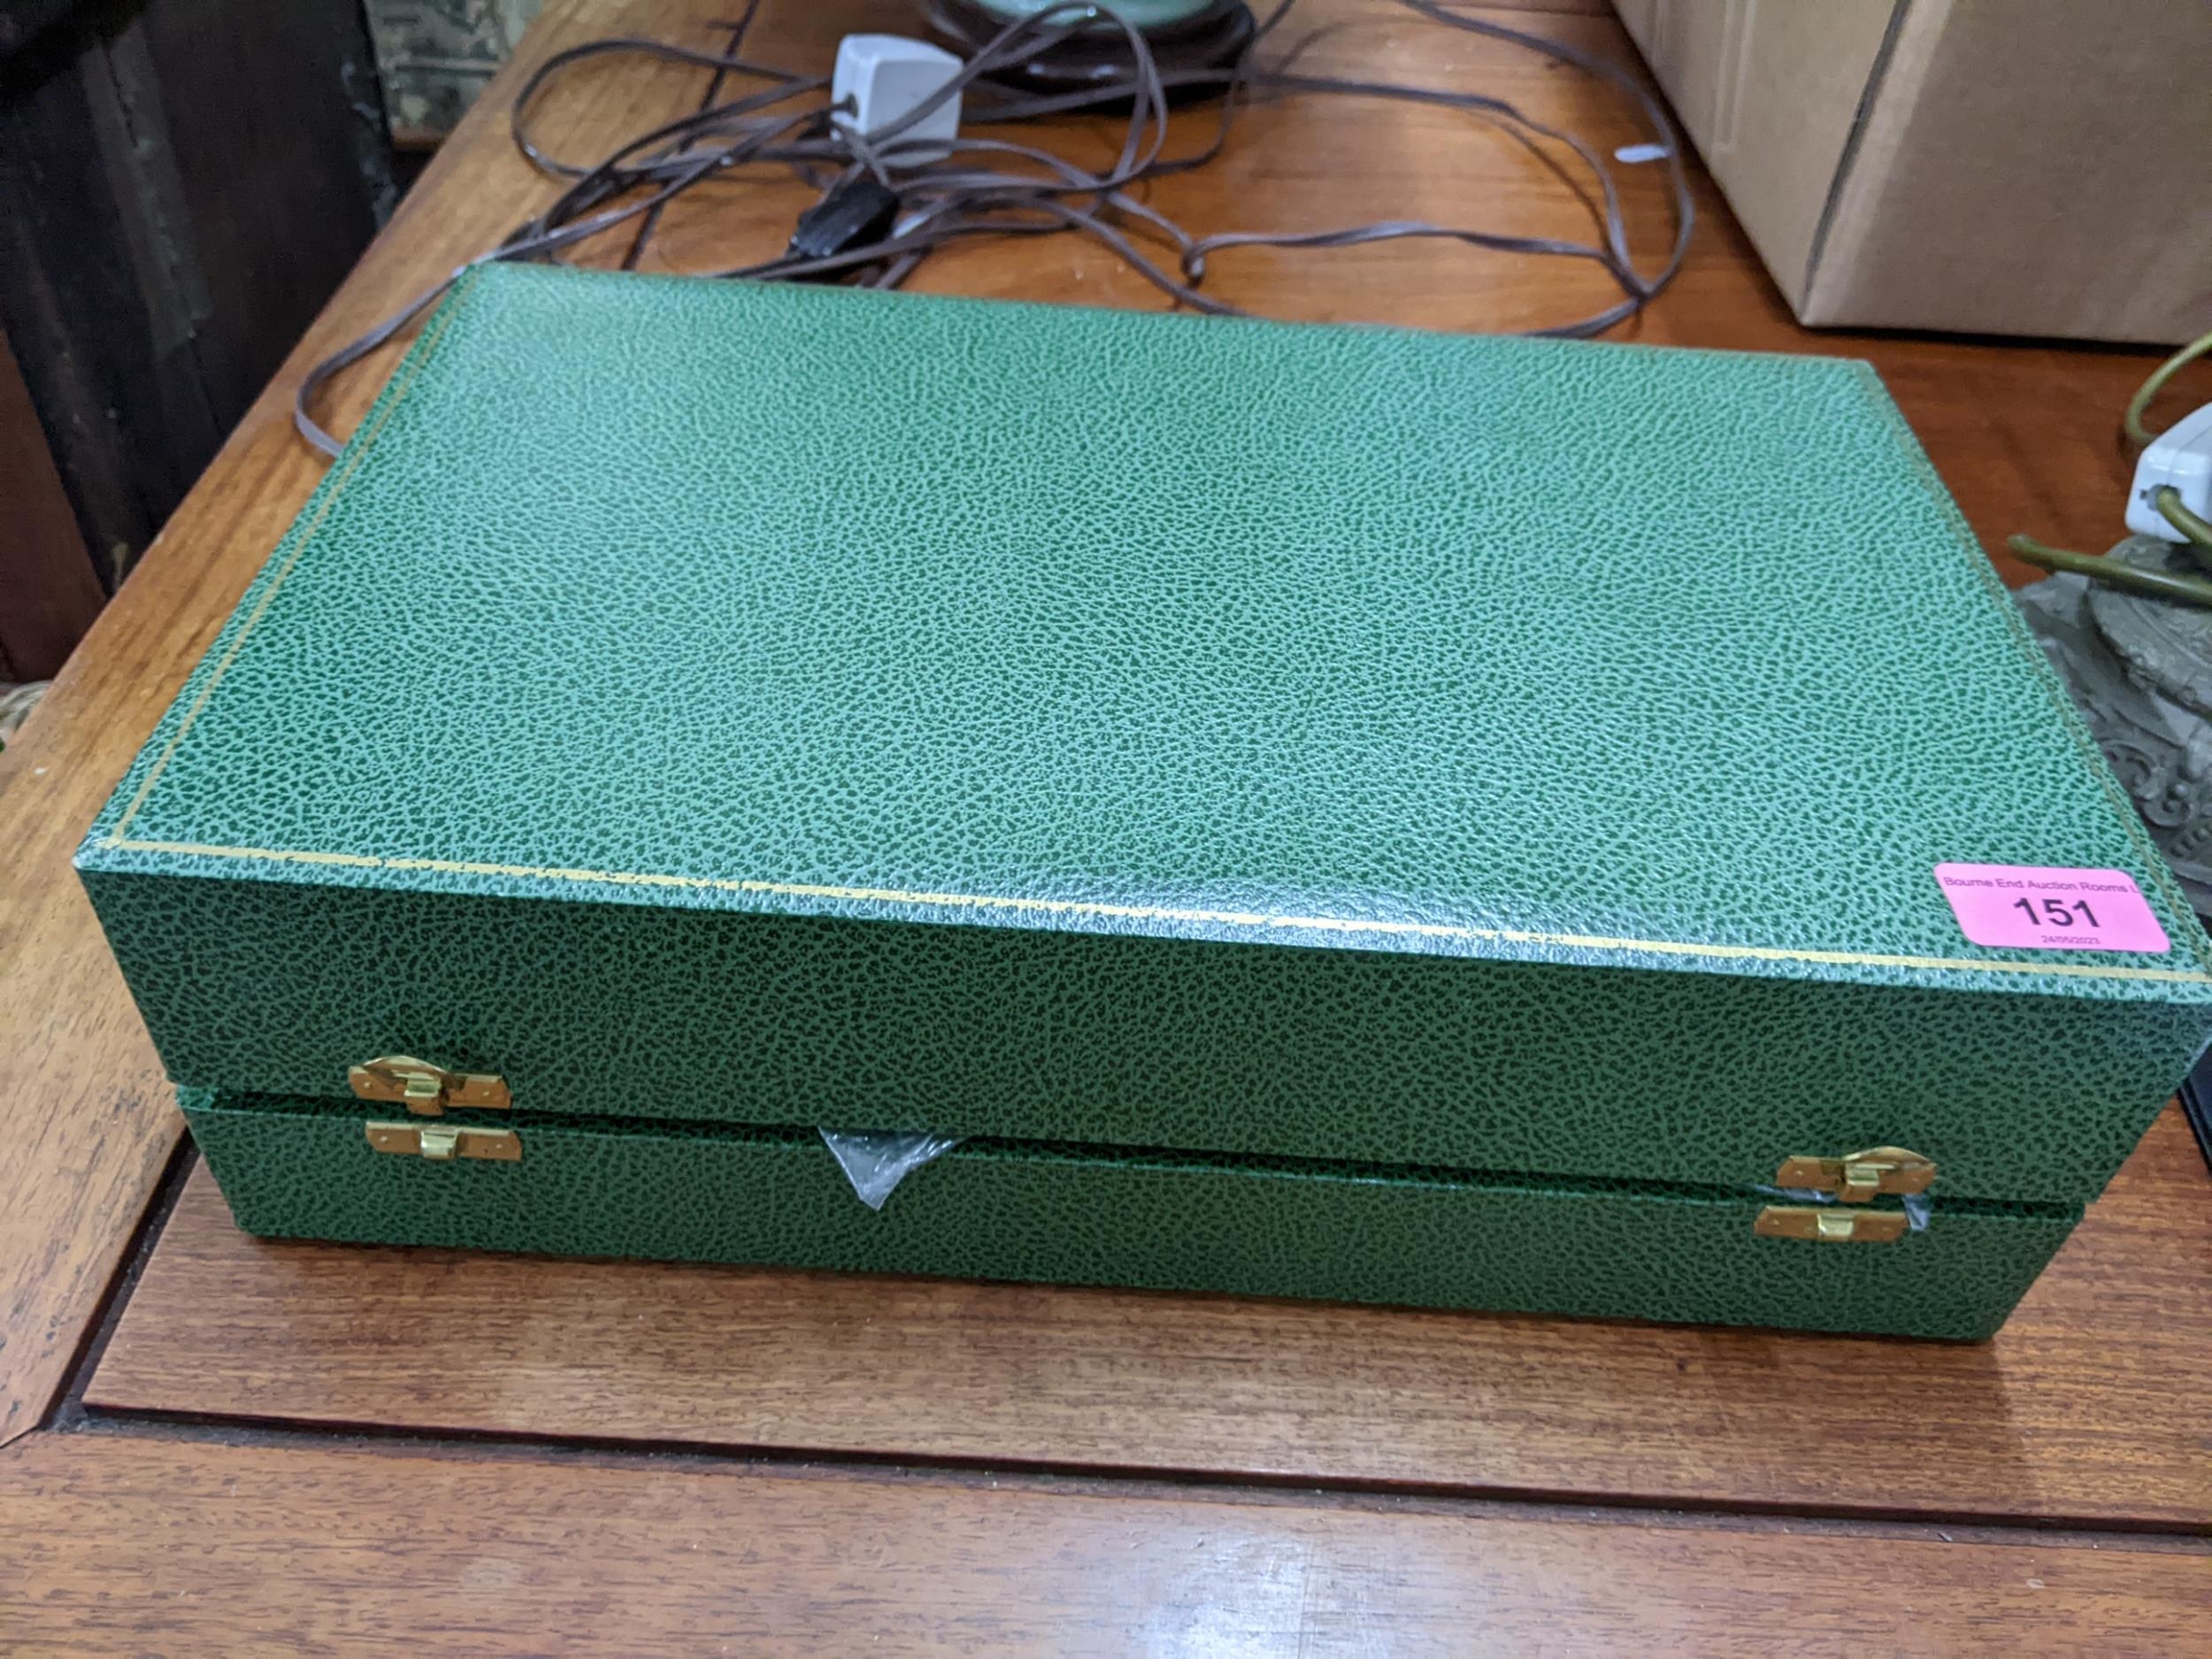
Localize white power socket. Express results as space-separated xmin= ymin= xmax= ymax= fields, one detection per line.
xmin=832 ymin=35 xmax=964 ymax=165
xmin=2127 ymin=401 xmax=2212 ymax=542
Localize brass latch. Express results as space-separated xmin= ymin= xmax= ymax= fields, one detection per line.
xmin=365 ymin=1121 xmax=521 ymax=1162
xmin=1773 ymin=1147 xmax=1935 ymax=1204
xmin=1754 ymin=1205 xmax=1907 ymax=1244
xmin=349 ymin=1055 xmax=511 ymax=1117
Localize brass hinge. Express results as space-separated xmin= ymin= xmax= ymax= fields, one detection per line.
xmin=349 ymin=1055 xmax=511 ymax=1117
xmin=1754 ymin=1204 xmax=1908 ymax=1244
xmin=365 ymin=1121 xmax=522 ymax=1162
xmin=1773 ymin=1146 xmax=1935 ymax=1204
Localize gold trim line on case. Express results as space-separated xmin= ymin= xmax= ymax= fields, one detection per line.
xmin=85 ymin=265 xmax=2212 ymax=992
xmin=105 ymin=272 xmax=480 ymax=845
xmin=94 ymin=833 xmax=2212 ymax=984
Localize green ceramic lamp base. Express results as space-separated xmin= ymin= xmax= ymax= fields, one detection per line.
xmin=964 ymin=0 xmax=1221 ymax=26
xmin=922 ymin=0 xmax=1253 ymax=96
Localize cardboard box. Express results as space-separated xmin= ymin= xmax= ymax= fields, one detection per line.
xmin=1615 ymin=0 xmax=2212 ymax=344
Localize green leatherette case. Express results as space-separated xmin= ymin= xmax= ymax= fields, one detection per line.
xmin=81 ymin=264 xmax=2212 ymax=1336
xmin=181 ymin=1090 xmax=2070 ymax=1340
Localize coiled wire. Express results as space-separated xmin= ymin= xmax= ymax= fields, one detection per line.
xmin=297 ymin=0 xmax=1694 ymax=454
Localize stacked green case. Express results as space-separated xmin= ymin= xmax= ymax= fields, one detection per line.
xmin=81 ymin=265 xmax=2212 ymax=1338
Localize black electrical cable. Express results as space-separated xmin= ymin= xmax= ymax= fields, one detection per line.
xmin=296 ymin=0 xmax=1695 ymax=455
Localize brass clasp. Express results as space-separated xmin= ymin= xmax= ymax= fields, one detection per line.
xmin=349 ymin=1055 xmax=511 ymax=1117
xmin=365 ymin=1121 xmax=521 ymax=1162
xmin=1773 ymin=1147 xmax=1935 ymax=1204
xmin=1754 ymin=1205 xmax=1908 ymax=1244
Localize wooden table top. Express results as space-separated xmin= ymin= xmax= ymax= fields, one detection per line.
xmin=3 ymin=0 xmax=2208 ymax=1649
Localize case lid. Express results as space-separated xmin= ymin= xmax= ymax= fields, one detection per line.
xmin=79 ymin=265 xmax=2212 ymax=1203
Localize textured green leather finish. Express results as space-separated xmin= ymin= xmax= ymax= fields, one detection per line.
xmin=83 ymin=873 xmax=2212 ymax=1205
xmin=183 ymin=1091 xmax=2072 ymax=1340
xmin=83 ymin=265 xmax=2212 ymax=1217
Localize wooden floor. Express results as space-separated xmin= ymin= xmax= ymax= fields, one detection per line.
xmin=3 ymin=0 xmax=2208 ymax=1649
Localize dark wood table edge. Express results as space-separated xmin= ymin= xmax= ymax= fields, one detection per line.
xmin=0 ymin=0 xmax=640 ymax=1443
xmin=21 ymin=1404 xmax=2212 ymax=1558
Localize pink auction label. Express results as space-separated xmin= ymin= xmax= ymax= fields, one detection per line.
xmin=1933 ymin=864 xmax=2170 ymax=954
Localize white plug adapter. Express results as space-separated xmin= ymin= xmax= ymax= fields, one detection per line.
xmin=832 ymin=35 xmax=964 ymax=165
xmin=2126 ymin=401 xmax=2212 ymax=542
